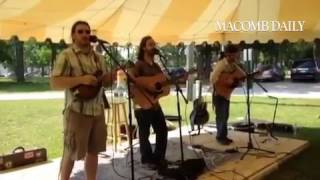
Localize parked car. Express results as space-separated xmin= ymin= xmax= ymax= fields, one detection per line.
xmin=290 ymin=58 xmax=320 ymax=81
xmin=254 ymin=64 xmax=285 ymax=82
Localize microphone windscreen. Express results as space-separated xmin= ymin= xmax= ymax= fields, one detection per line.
xmin=89 ymin=35 xmax=98 ymax=43
xmin=153 ymin=48 xmax=160 ymax=55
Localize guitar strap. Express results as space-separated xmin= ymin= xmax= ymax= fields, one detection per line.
xmin=71 ymin=48 xmax=102 ymax=73
xmin=212 ymin=84 xmax=216 ymax=110
xmin=71 ymin=48 xmax=101 ymax=113
xmin=72 ymin=48 xmax=85 ymax=113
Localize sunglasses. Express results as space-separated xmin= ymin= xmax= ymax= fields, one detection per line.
xmin=77 ymin=30 xmax=90 ymax=34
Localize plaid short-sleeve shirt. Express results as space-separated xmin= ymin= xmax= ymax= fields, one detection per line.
xmin=52 ymin=44 xmax=107 ymax=116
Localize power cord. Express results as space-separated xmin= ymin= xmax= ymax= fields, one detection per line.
xmin=184 ymin=102 xmax=189 ymax=127
xmin=111 ymin=151 xmax=129 ymax=179
xmin=208 ymin=168 xmax=246 ymax=180
xmin=189 ymin=145 xmax=246 ymax=180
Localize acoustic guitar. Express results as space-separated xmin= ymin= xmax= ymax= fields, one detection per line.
xmin=215 ymin=65 xmax=266 ymax=99
xmin=131 ymin=68 xmax=196 ymax=109
xmin=71 ymin=65 xmax=121 ymax=101
xmin=190 ymin=81 xmax=209 ymax=134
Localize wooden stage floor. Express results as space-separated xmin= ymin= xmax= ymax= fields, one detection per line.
xmin=0 ymin=127 xmax=309 ymax=180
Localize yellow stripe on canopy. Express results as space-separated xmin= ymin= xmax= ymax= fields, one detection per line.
xmin=0 ymin=0 xmax=41 ymax=19
xmin=0 ymin=0 xmax=320 ymax=44
xmin=1 ymin=0 xmax=96 ymax=41
xmin=45 ymin=0 xmax=125 ymax=42
xmin=97 ymin=0 xmax=173 ymax=44
xmin=182 ymin=0 xmax=241 ymax=43
xmin=150 ymin=0 xmax=212 ymax=44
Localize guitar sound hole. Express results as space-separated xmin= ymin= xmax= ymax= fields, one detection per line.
xmin=155 ymin=82 xmax=162 ymax=90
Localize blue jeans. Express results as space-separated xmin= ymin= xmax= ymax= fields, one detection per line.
xmin=213 ymin=95 xmax=230 ymax=139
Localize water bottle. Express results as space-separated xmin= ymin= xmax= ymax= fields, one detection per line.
xmin=293 ymin=123 xmax=298 ymax=137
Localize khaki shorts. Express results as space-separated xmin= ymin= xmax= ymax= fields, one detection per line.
xmin=63 ymin=108 xmax=107 ymax=160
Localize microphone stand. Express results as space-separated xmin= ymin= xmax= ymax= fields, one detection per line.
xmin=238 ymin=73 xmax=275 ymax=160
xmin=156 ymin=52 xmax=188 ymax=165
xmin=253 ymin=80 xmax=279 ymax=141
xmin=97 ymin=40 xmax=155 ymax=180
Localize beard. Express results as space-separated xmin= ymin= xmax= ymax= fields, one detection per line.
xmin=80 ymin=38 xmax=90 ymax=46
xmin=145 ymin=49 xmax=156 ymax=56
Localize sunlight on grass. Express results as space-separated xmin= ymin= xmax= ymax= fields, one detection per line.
xmin=1 ymin=96 xmax=319 ymax=159
xmin=0 ymin=77 xmax=50 ymax=93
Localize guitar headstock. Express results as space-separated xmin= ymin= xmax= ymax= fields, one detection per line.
xmin=257 ymin=64 xmax=273 ymax=71
xmin=186 ymin=67 xmax=198 ymax=75
xmin=250 ymin=64 xmax=271 ymax=76
xmin=169 ymin=67 xmax=197 ymax=77
xmin=168 ymin=67 xmax=197 ymax=82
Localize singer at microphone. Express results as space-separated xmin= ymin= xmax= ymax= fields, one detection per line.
xmin=128 ymin=36 xmax=170 ymax=171
xmin=50 ymin=20 xmax=116 ymax=180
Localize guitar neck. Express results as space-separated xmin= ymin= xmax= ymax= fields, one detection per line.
xmin=165 ymin=69 xmax=196 ymax=84
xmin=159 ymin=72 xmax=188 ymax=87
xmin=246 ymin=70 xmax=261 ymax=79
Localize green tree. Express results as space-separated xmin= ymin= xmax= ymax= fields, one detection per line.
xmin=278 ymin=39 xmax=291 ymax=69
xmin=24 ymin=38 xmax=51 ymax=76
xmin=103 ymin=43 xmax=126 ymax=68
xmin=291 ymin=39 xmax=313 ymax=59
xmin=11 ymin=36 xmax=25 ymax=82
xmin=0 ymin=40 xmax=14 ymax=69
xmin=280 ymin=39 xmax=313 ymax=68
xmin=159 ymin=43 xmax=186 ymax=68
xmin=195 ymin=41 xmax=213 ymax=79
xmin=314 ymin=38 xmax=320 ymax=59
xmin=37 ymin=43 xmax=51 ymax=76
xmin=263 ymin=40 xmax=278 ymax=65
xmin=24 ymin=37 xmax=39 ymax=72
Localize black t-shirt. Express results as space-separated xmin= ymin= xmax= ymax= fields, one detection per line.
xmin=133 ymin=60 xmax=162 ymax=77
xmin=132 ymin=60 xmax=163 ymax=109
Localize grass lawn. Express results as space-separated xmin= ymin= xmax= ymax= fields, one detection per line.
xmin=0 ymin=99 xmax=64 ymax=158
xmin=0 ymin=96 xmax=320 ymax=178
xmin=0 ymin=77 xmax=51 ymax=93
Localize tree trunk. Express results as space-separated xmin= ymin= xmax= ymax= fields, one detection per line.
xmin=41 ymin=65 xmax=45 ymax=77
xmin=313 ymin=39 xmax=320 ymax=59
xmin=51 ymin=44 xmax=57 ymax=71
xmin=14 ymin=39 xmax=24 ymax=82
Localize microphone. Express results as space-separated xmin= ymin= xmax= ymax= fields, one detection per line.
xmin=153 ymin=48 xmax=161 ymax=55
xmin=89 ymin=35 xmax=110 ymax=44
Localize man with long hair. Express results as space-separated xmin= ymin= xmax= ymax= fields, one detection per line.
xmin=130 ymin=36 xmax=169 ymax=171
xmin=51 ymin=20 xmax=115 ymax=180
